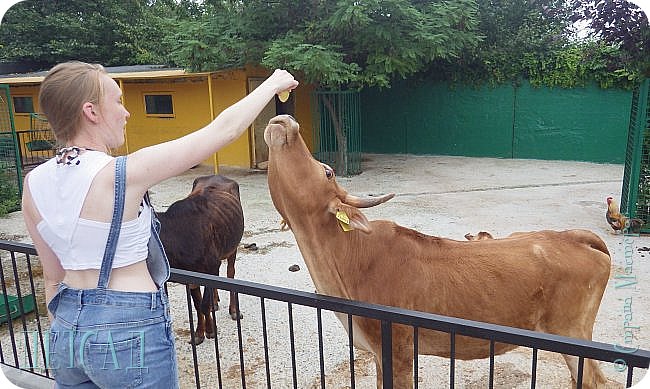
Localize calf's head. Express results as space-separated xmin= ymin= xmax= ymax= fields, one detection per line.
xmin=190 ymin=175 xmax=240 ymax=199
xmin=264 ymin=114 xmax=393 ymax=234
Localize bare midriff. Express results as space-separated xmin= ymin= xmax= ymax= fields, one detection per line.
xmin=62 ymin=260 xmax=158 ymax=291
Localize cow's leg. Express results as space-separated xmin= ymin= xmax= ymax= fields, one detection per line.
xmin=226 ymin=250 xmax=242 ymax=320
xmin=372 ymin=328 xmax=414 ymax=389
xmin=204 ymin=287 xmax=216 ymax=339
xmin=373 ymin=354 xmax=383 ymax=389
xmin=560 ymin=354 xmax=607 ymax=389
xmin=582 ymin=359 xmax=608 ymax=389
xmin=392 ymin=333 xmax=414 ymax=388
xmin=189 ymin=284 xmax=206 ymax=345
xmin=372 ymin=350 xmax=414 ymax=388
xmin=541 ymin=279 xmax=608 ymax=389
xmin=547 ymin=321 xmax=607 ymax=389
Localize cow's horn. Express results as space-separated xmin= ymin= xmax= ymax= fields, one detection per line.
xmin=343 ymin=193 xmax=395 ymax=208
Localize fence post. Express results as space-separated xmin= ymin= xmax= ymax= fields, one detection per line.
xmin=381 ymin=320 xmax=393 ymax=388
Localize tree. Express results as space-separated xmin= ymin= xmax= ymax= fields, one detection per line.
xmin=571 ymin=0 xmax=650 ymax=77
xmin=417 ymin=0 xmax=642 ymax=89
xmin=264 ymin=0 xmax=479 ymax=173
xmin=167 ymin=0 xmax=480 ymax=173
xmin=168 ymin=0 xmax=480 ymax=89
xmin=0 ymin=0 xmax=173 ymax=67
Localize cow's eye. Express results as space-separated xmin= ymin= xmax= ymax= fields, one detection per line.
xmin=325 ymin=167 xmax=334 ymax=179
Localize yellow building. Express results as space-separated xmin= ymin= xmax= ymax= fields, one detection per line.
xmin=0 ymin=65 xmax=314 ymax=171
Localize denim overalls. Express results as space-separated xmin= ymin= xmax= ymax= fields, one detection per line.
xmin=46 ymin=156 xmax=179 ymax=388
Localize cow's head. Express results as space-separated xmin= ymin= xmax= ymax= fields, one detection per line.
xmin=264 ymin=115 xmax=393 ymax=234
xmin=191 ymin=175 xmax=240 ymax=199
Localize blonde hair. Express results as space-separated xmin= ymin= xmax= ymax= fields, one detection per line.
xmin=38 ymin=61 xmax=107 ymax=144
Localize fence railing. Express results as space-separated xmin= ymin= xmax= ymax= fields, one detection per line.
xmin=14 ymin=129 xmax=56 ymax=168
xmin=1 ymin=239 xmax=649 ymax=388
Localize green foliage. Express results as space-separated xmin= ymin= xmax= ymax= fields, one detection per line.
xmin=0 ymin=165 xmax=20 ymax=217
xmin=571 ymin=0 xmax=649 ymax=78
xmin=0 ymin=0 xmax=173 ymax=66
xmin=262 ymin=35 xmax=361 ymax=89
xmin=168 ymin=0 xmax=481 ymax=90
xmin=521 ymin=43 xmax=639 ymax=89
xmin=423 ymin=0 xmax=642 ymax=89
xmin=0 ymin=0 xmax=643 ymax=90
xmin=161 ymin=1 xmax=250 ymax=72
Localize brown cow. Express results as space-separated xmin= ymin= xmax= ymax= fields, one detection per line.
xmin=264 ymin=115 xmax=611 ymax=388
xmin=157 ymin=175 xmax=244 ymax=345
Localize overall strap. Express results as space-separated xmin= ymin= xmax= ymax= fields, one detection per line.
xmin=96 ymin=156 xmax=127 ymax=290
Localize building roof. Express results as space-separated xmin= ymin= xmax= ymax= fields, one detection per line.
xmin=0 ymin=64 xmax=196 ymax=85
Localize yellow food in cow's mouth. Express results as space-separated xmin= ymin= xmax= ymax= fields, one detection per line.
xmin=278 ymin=90 xmax=290 ymax=102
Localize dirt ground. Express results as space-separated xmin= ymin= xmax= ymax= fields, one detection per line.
xmin=0 ymin=153 xmax=649 ymax=388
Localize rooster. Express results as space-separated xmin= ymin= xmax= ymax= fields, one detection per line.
xmin=606 ymin=196 xmax=644 ymax=234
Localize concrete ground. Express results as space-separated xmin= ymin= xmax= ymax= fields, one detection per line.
xmin=0 ymin=153 xmax=648 ymax=388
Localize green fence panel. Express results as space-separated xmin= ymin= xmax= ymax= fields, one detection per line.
xmin=311 ymin=90 xmax=361 ymax=176
xmin=0 ymin=84 xmax=22 ymax=214
xmin=362 ymin=81 xmax=514 ymax=157
xmin=361 ymin=80 xmax=631 ymax=163
xmin=621 ymin=79 xmax=650 ymax=233
xmin=513 ymin=82 xmax=630 ymax=163
xmin=359 ymin=84 xmax=411 ymax=154
xmin=408 ymin=82 xmax=514 ymax=158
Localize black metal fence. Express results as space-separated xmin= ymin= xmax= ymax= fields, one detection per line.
xmin=1 ymin=239 xmax=649 ymax=388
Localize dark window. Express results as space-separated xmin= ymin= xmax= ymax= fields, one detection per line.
xmin=13 ymin=96 xmax=34 ymax=113
xmin=144 ymin=94 xmax=174 ymax=116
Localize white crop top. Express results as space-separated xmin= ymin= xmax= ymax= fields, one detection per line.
xmin=28 ymin=151 xmax=151 ymax=270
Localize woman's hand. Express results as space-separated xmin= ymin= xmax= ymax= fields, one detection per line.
xmin=265 ymin=69 xmax=299 ymax=95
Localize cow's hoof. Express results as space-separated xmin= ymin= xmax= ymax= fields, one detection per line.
xmin=230 ymin=311 xmax=243 ymax=320
xmin=189 ymin=335 xmax=205 ymax=346
xmin=205 ymin=330 xmax=215 ymax=339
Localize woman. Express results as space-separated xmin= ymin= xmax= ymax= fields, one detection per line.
xmin=21 ymin=61 xmax=298 ymax=388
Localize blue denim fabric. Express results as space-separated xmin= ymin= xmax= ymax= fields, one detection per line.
xmin=46 ymin=156 xmax=178 ymax=388
xmin=145 ymin=198 xmax=170 ymax=288
xmin=48 ymin=286 xmax=178 ymax=388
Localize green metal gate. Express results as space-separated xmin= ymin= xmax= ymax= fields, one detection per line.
xmin=20 ymin=112 xmax=56 ymax=167
xmin=621 ymin=79 xmax=650 ymax=233
xmin=0 ymin=84 xmax=23 ymax=214
xmin=311 ymin=90 xmax=361 ymax=176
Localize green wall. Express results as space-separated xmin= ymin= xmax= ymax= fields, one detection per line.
xmin=361 ymin=80 xmax=632 ymax=163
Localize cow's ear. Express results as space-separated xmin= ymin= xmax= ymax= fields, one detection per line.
xmin=328 ymin=200 xmax=372 ymax=234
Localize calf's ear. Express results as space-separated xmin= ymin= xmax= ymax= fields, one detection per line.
xmin=328 ymin=200 xmax=372 ymax=234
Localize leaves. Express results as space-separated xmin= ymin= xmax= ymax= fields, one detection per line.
xmin=0 ymin=0 xmax=644 ymax=90
xmin=166 ymin=0 xmax=480 ymax=90
xmin=263 ymin=37 xmax=361 ymax=89
xmin=0 ymin=0 xmax=173 ymax=66
xmin=0 ymin=163 xmax=19 ymax=217
xmin=570 ymin=0 xmax=649 ymax=78
xmin=421 ymin=0 xmax=643 ymax=89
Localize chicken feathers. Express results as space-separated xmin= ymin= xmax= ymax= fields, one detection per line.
xmin=606 ymin=196 xmax=644 ymax=234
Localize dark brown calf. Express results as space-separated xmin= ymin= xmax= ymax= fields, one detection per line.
xmin=157 ymin=174 xmax=244 ymax=345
